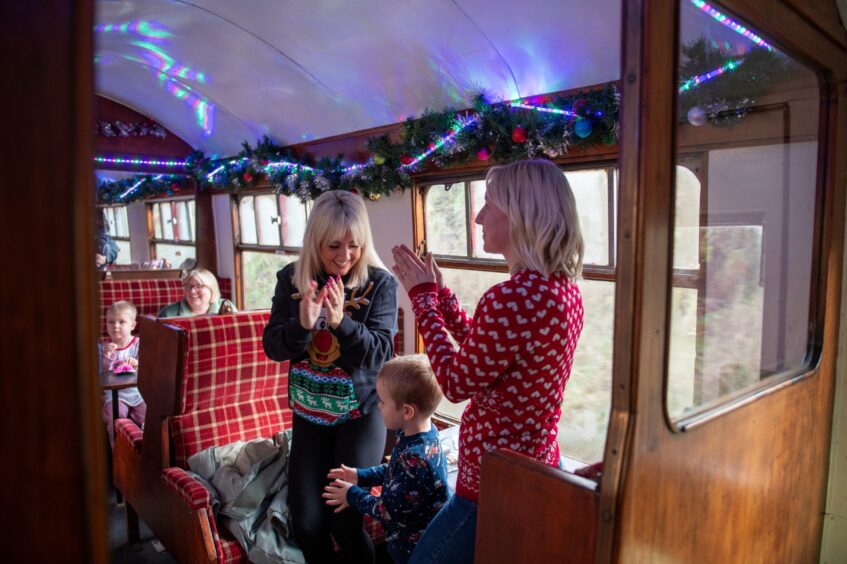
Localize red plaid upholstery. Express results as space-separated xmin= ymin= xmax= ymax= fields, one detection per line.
xmin=156 ymin=309 xmax=384 ymax=560
xmin=161 ymin=467 xmax=245 ymax=563
xmin=218 ymin=536 xmax=247 ymax=564
xmin=99 ymin=277 xmax=233 ymax=337
xmin=164 ymin=311 xmax=292 ymax=467
xmin=219 ymin=278 xmax=233 ymax=303
xmin=161 ymin=467 xmax=212 ymax=510
xmin=115 ymin=418 xmax=143 ymax=454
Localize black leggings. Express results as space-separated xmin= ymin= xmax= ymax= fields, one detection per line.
xmin=289 ymin=410 xmax=387 ymax=564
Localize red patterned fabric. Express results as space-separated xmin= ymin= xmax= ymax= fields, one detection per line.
xmin=99 ymin=277 xmax=233 ymax=337
xmin=218 ymin=536 xmax=247 ymax=563
xmin=219 ymin=278 xmax=233 ymax=302
xmin=161 ymin=467 xmax=212 ymax=510
xmin=161 ymin=467 xmax=245 ymax=562
xmin=115 ymin=418 xmax=143 ymax=454
xmin=165 ymin=311 xmax=292 ymax=467
xmin=410 ymin=270 xmax=584 ymax=503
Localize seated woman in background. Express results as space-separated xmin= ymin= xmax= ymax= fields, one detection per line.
xmin=158 ymin=268 xmax=237 ymax=318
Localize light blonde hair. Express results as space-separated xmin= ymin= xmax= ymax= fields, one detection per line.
xmin=108 ymin=300 xmax=137 ymax=321
xmin=294 ymin=191 xmax=387 ymax=294
xmin=485 ymin=159 xmax=584 ymax=279
xmin=378 ymin=355 xmax=443 ymax=417
xmin=182 ymin=268 xmax=221 ymax=302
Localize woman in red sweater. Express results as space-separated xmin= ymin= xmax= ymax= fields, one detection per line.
xmin=392 ymin=159 xmax=585 ymax=564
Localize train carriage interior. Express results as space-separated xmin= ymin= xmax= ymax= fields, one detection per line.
xmin=4 ymin=0 xmax=847 ymax=562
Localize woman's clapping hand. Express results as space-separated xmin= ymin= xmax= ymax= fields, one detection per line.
xmin=299 ymin=279 xmax=327 ymax=330
xmin=391 ymin=244 xmax=443 ymax=293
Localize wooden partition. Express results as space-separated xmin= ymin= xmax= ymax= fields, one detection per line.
xmin=99 ymin=268 xmax=183 ymax=281
xmin=603 ymin=0 xmax=847 ymax=562
xmin=476 ymin=451 xmax=599 ymax=564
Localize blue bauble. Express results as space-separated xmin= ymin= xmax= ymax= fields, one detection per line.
xmin=574 ymin=118 xmax=593 ymax=139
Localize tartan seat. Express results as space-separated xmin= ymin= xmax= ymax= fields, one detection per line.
xmin=98 ymin=276 xmax=232 ymax=337
xmin=113 ymin=310 xmax=385 ymax=563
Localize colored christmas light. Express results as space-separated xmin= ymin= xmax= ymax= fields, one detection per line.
xmin=95 ymin=156 xmax=188 ymax=167
xmin=400 ymin=116 xmax=479 ymax=169
xmin=94 ymin=20 xmax=172 ymax=41
xmin=678 ymin=58 xmax=743 ymax=92
xmin=509 ymin=101 xmax=577 ymax=117
xmin=689 ymin=0 xmax=774 ymax=51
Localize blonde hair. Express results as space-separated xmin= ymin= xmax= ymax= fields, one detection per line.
xmin=108 ymin=300 xmax=137 ymax=320
xmin=294 ymin=191 xmax=387 ymax=294
xmin=182 ymin=268 xmax=221 ymax=302
xmin=485 ymin=159 xmax=584 ymax=279
xmin=378 ymin=355 xmax=443 ymax=417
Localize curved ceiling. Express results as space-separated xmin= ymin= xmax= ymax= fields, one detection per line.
xmin=95 ymin=0 xmax=622 ymax=155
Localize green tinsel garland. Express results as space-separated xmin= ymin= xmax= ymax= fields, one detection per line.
xmin=678 ymin=37 xmax=791 ymax=127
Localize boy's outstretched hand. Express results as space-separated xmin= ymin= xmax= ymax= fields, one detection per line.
xmin=327 ymin=464 xmax=358 ymax=484
xmin=323 ymin=479 xmax=352 ymax=513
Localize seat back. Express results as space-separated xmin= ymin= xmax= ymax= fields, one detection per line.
xmin=162 ymin=311 xmax=292 ymax=467
xmin=99 ymin=276 xmax=233 ymax=338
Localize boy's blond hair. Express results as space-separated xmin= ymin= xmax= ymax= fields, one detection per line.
xmin=108 ymin=300 xmax=137 ymax=320
xmin=378 ymin=355 xmax=443 ymax=417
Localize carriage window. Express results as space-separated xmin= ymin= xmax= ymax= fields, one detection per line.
xmin=148 ymin=199 xmax=196 ymax=266
xmin=102 ymin=205 xmax=131 ymax=265
xmin=235 ymin=193 xmax=310 ymax=309
xmin=667 ymin=0 xmax=821 ymax=423
xmin=421 ymin=165 xmax=616 ymax=463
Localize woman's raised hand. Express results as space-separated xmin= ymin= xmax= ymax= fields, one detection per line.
xmin=323 ymin=275 xmax=345 ymax=329
xmin=391 ymin=244 xmax=443 ymax=293
xmin=299 ymin=279 xmax=327 ymax=330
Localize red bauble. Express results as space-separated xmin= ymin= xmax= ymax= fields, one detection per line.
xmin=511 ymin=126 xmax=527 ymax=144
xmin=243 ymin=172 xmax=253 ymax=182
xmin=477 ymin=147 xmax=491 ymax=161
xmin=171 ymin=183 xmax=180 ymax=192
xmin=399 ymin=155 xmax=414 ymax=166
xmin=572 ymin=99 xmax=589 ymax=115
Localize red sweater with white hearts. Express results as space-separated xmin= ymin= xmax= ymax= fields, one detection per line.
xmin=409 ymin=269 xmax=584 ymax=503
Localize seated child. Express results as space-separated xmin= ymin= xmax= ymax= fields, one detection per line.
xmin=101 ymin=300 xmax=146 ymax=448
xmin=323 ymin=355 xmax=450 ymax=563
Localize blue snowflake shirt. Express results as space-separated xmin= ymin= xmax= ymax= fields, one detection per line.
xmin=347 ymin=425 xmax=451 ymax=563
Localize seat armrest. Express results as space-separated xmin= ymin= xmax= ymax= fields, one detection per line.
xmin=161 ymin=467 xmax=212 ymax=511
xmin=115 ymin=418 xmax=143 ymax=454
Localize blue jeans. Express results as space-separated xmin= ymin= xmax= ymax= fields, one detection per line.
xmin=408 ymin=494 xmax=477 ymax=564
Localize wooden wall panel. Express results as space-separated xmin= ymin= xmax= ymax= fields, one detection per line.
xmin=0 ymin=1 xmax=107 ymax=562
xmin=476 ymin=451 xmax=599 ymax=564
xmin=95 ymin=96 xmax=194 ymax=164
xmin=611 ymin=0 xmax=847 ymax=562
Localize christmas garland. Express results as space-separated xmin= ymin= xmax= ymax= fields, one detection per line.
xmin=678 ymin=37 xmax=791 ymax=127
xmin=97 ymin=174 xmax=192 ymax=204
xmin=97 ymin=119 xmax=167 ymax=138
xmin=97 ymin=83 xmax=620 ymax=204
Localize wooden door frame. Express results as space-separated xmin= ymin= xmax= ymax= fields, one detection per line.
xmin=604 ymin=0 xmax=847 ymax=561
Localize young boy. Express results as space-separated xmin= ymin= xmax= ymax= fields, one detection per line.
xmin=101 ymin=300 xmax=145 ymax=448
xmin=323 ymin=355 xmax=450 ymax=563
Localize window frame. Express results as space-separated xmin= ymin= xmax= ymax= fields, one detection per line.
xmin=146 ymin=197 xmax=197 ymax=264
xmin=231 ymin=188 xmax=310 ymax=309
xmin=99 ymin=204 xmax=132 ymax=263
xmin=415 ymin=160 xmax=620 ymax=281
xmin=412 ymin=160 xmax=621 ymax=437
